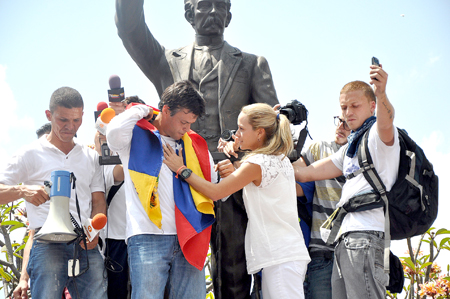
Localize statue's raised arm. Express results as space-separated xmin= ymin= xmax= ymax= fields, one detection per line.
xmin=115 ymin=0 xmax=173 ymax=95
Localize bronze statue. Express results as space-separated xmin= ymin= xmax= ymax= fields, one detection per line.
xmin=116 ymin=1 xmax=279 ymax=298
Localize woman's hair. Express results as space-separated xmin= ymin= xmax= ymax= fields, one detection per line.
xmin=241 ymin=103 xmax=293 ymax=159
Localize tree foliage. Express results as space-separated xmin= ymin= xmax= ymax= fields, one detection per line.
xmin=0 ymin=201 xmax=28 ymax=299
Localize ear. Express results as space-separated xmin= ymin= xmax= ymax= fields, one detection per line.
xmin=185 ymin=10 xmax=195 ymax=26
xmin=225 ymin=12 xmax=232 ymax=27
xmin=257 ymin=128 xmax=266 ymax=139
xmin=162 ymin=105 xmax=170 ymax=115
xmin=370 ymin=100 xmax=376 ymax=115
xmin=45 ymin=110 xmax=52 ymax=121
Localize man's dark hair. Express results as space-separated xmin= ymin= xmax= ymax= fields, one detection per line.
xmin=123 ymin=95 xmax=146 ymax=105
xmin=158 ymin=80 xmax=205 ymax=117
xmin=36 ymin=122 xmax=52 ymax=139
xmin=49 ymin=87 xmax=84 ymax=113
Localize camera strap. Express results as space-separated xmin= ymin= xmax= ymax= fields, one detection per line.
xmin=296 ymin=124 xmax=311 ymax=158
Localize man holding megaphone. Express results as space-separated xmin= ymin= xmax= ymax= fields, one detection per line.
xmin=0 ymin=87 xmax=107 ymax=299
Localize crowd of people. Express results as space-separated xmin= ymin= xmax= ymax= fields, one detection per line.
xmin=0 ymin=0 xmax=400 ymax=299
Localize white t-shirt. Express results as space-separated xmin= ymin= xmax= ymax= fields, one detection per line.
xmin=102 ymin=164 xmax=126 ymax=240
xmin=331 ymin=125 xmax=400 ymax=233
xmin=242 ymin=154 xmax=310 ymax=274
xmin=106 ymin=105 xmax=217 ymax=241
xmin=0 ymin=136 xmax=104 ymax=229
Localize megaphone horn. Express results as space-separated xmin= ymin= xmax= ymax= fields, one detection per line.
xmin=34 ymin=170 xmax=77 ymax=243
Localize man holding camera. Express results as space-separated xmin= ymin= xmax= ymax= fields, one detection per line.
xmin=115 ymin=0 xmax=279 ymax=297
xmin=294 ymin=115 xmax=350 ymax=299
xmin=294 ymin=64 xmax=399 ymax=298
xmin=0 ymin=87 xmax=107 ymax=299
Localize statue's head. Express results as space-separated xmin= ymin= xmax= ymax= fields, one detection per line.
xmin=184 ymin=0 xmax=232 ymax=36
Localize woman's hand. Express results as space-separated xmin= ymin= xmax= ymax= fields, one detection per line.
xmin=162 ymin=144 xmax=185 ymax=173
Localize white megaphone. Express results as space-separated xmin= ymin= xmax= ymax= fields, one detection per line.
xmin=34 ymin=170 xmax=77 ymax=243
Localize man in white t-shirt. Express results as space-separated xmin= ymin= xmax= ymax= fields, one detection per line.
xmin=294 ymin=64 xmax=400 ymax=298
xmin=0 ymin=87 xmax=107 ymax=299
xmin=107 ymin=80 xmax=225 ymax=299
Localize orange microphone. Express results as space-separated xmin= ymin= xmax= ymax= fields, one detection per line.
xmin=82 ymin=213 xmax=107 ymax=242
xmin=95 ymin=107 xmax=116 ymax=135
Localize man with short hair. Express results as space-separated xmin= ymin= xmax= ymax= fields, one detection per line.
xmin=1 ymin=87 xmax=107 ymax=299
xmin=295 ymin=115 xmax=350 ymax=299
xmin=107 ymin=80 xmax=220 ymax=299
xmin=115 ymin=1 xmax=279 ymax=297
xmin=36 ymin=122 xmax=51 ymax=139
xmin=294 ymin=64 xmax=400 ymax=299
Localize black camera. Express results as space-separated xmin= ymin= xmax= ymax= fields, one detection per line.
xmin=278 ymin=100 xmax=308 ymax=125
xmin=99 ymin=142 xmax=122 ymax=165
xmin=220 ymin=129 xmax=236 ymax=142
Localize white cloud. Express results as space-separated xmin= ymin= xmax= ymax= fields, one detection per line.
xmin=0 ymin=65 xmax=35 ymax=151
xmin=429 ymin=55 xmax=441 ymax=65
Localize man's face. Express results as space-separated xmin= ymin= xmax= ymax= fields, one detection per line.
xmin=192 ymin=0 xmax=230 ymax=36
xmin=334 ymin=116 xmax=350 ymax=145
xmin=45 ymin=106 xmax=83 ymax=144
xmin=109 ymin=101 xmax=126 ymax=114
xmin=339 ymin=90 xmax=375 ymax=131
xmin=159 ymin=106 xmax=198 ymax=140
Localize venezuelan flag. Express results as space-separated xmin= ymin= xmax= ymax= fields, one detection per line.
xmin=129 ymin=119 xmax=215 ymax=270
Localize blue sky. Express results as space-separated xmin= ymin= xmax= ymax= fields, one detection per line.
xmin=1 ymin=0 xmax=449 ymax=292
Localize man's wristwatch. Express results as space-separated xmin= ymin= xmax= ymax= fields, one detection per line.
xmin=179 ymin=168 xmax=193 ymax=180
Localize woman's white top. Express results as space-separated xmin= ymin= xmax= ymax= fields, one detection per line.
xmin=242 ymin=154 xmax=310 ymax=274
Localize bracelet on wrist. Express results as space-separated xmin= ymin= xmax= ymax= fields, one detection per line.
xmin=175 ymin=165 xmax=187 ymax=179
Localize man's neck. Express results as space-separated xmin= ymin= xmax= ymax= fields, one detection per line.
xmin=47 ymin=134 xmax=76 ymax=155
xmin=151 ymin=118 xmax=170 ymax=137
xmin=195 ymin=34 xmax=224 ymax=47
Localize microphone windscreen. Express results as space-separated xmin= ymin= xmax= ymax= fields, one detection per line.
xmin=92 ymin=213 xmax=107 ymax=230
xmin=97 ymin=102 xmax=108 ymax=112
xmin=100 ymin=108 xmax=116 ymax=124
xmin=109 ymin=75 xmax=121 ymax=89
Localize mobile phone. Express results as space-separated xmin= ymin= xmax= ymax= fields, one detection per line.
xmin=371 ymin=57 xmax=380 ymax=81
xmin=68 ymin=259 xmax=80 ymax=277
xmin=372 ymin=56 xmax=380 ymax=66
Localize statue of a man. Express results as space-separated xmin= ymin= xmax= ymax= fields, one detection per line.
xmin=116 ymin=1 xmax=279 ymax=298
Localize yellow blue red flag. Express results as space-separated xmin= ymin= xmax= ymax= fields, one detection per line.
xmin=128 ymin=118 xmax=215 ymax=270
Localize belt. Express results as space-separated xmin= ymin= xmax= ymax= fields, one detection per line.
xmin=340 ymin=230 xmax=384 ymax=241
xmin=309 ymin=250 xmax=334 ymax=260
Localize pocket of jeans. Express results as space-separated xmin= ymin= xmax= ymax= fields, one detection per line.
xmin=373 ymin=247 xmax=389 ymax=286
xmin=308 ymin=258 xmax=333 ymax=272
xmin=344 ymin=235 xmax=370 ymax=250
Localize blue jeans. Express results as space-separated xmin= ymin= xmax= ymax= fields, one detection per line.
xmin=331 ymin=231 xmax=388 ymax=299
xmin=127 ymin=234 xmax=206 ymax=299
xmin=305 ymin=253 xmax=334 ymax=299
xmin=27 ymin=240 xmax=107 ymax=299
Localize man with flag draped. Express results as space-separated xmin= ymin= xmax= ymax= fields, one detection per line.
xmin=106 ymin=80 xmax=221 ymax=298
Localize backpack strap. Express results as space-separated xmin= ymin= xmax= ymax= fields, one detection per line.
xmin=106 ymin=181 xmax=124 ymax=206
xmin=356 ymin=129 xmax=391 ymax=273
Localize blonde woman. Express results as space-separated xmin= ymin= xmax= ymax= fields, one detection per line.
xmin=163 ymin=103 xmax=310 ymax=299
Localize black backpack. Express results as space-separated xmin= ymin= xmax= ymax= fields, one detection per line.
xmin=325 ymin=126 xmax=438 ymax=286
xmin=347 ymin=127 xmax=439 ymax=240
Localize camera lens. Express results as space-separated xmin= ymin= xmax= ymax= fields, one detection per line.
xmin=220 ymin=130 xmax=236 ymax=141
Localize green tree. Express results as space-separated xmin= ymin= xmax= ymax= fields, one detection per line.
xmin=387 ymin=228 xmax=450 ymax=299
xmin=0 ymin=201 xmax=28 ymax=299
